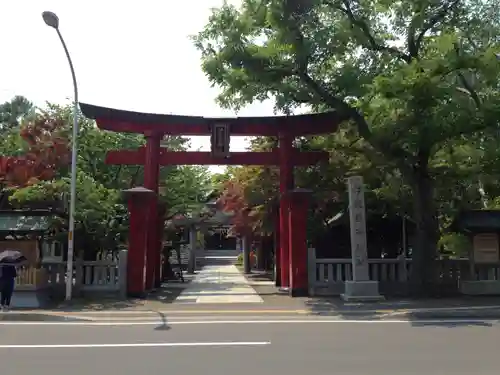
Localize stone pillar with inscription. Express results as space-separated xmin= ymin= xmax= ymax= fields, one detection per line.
xmin=341 ymin=176 xmax=384 ymax=301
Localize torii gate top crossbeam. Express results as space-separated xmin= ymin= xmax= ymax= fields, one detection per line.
xmin=79 ymin=103 xmax=347 ymax=136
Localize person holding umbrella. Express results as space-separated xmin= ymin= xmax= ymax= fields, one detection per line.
xmin=0 ymin=250 xmax=27 ymax=311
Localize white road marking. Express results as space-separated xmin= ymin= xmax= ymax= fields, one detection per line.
xmin=0 ymin=341 xmax=271 ymax=349
xmin=0 ymin=318 xmax=497 ymax=326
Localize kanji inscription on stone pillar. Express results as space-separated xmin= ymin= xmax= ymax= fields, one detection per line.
xmin=347 ymin=176 xmax=369 ymax=281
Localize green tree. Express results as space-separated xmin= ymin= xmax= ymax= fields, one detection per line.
xmin=211 ymin=169 xmax=234 ymax=192
xmin=0 ymin=96 xmax=36 ymax=157
xmin=194 ymin=0 xmax=500 ymax=292
xmin=0 ymin=96 xmax=35 ymax=132
xmin=7 ymin=102 xmax=215 ymax=257
xmin=161 ymin=165 xmax=213 ymax=216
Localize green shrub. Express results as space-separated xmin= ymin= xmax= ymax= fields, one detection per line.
xmin=236 ymin=253 xmax=243 ymax=266
xmin=439 ymin=233 xmax=471 ymax=257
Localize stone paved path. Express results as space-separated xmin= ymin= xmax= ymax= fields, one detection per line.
xmin=174 ymin=265 xmax=263 ymax=304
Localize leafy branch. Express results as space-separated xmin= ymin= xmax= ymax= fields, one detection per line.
xmin=413 ymin=0 xmax=461 ymax=57
xmin=330 ymin=0 xmax=411 ymax=63
xmin=282 ymin=1 xmax=414 ymax=168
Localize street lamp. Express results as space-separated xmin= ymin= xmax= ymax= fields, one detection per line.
xmin=42 ymin=11 xmax=79 ymax=301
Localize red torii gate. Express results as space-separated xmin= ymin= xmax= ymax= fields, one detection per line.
xmin=80 ymin=103 xmax=345 ymax=297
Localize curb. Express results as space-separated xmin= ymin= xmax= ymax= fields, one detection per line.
xmin=10 ymin=305 xmax=500 ymax=320
xmin=10 ymin=309 xmax=311 ymax=316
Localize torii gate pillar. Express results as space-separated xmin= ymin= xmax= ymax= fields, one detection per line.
xmin=122 ymin=187 xmax=154 ymax=297
xmin=279 ymin=133 xmax=293 ymax=290
xmin=288 ymin=188 xmax=311 ymax=296
xmin=143 ymin=133 xmax=161 ymax=291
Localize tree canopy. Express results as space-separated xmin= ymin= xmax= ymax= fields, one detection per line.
xmin=194 ymin=0 xmax=500 ymax=291
xmin=0 ymin=97 xmax=214 ymax=258
xmin=0 ymin=96 xmax=35 ymax=133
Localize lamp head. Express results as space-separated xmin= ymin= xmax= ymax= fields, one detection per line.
xmin=42 ymin=11 xmax=59 ymax=29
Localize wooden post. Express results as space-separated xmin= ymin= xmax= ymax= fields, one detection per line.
xmin=187 ymin=228 xmax=197 ymax=274
xmin=118 ymin=249 xmax=128 ymax=299
xmin=154 ymin=203 xmax=166 ymax=288
xmin=243 ymin=236 xmax=251 ymax=274
xmin=256 ymin=241 xmax=265 ymax=270
xmin=74 ymin=256 xmax=83 ymax=297
xmin=308 ymin=247 xmax=317 ymax=296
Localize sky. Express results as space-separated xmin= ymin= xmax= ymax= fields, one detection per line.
xmin=0 ymin=0 xmax=279 ymax=172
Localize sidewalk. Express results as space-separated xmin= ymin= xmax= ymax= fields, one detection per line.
xmin=3 ymin=297 xmax=500 ymax=324
xmin=173 ymin=265 xmax=264 ymax=304
xmin=7 ymin=264 xmax=500 ymax=321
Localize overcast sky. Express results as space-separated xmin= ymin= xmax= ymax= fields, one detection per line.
xmin=0 ymin=0 xmax=281 ymax=171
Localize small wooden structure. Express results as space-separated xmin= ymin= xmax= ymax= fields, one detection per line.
xmin=315 ymin=211 xmax=415 ymax=259
xmin=0 ymin=209 xmax=66 ymax=307
xmin=452 ymin=210 xmax=500 ymax=295
xmin=165 ymin=207 xmax=235 ymax=272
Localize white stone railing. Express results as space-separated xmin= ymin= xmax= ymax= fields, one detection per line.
xmin=307 ymin=248 xmax=500 ymax=296
xmin=15 ymin=267 xmax=49 ymax=288
xmin=41 ymin=249 xmax=127 ymax=297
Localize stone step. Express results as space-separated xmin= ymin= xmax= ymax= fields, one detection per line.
xmin=170 ymin=249 xmax=241 ymax=270
xmin=198 ymin=257 xmax=239 ymax=267
xmin=197 ymin=249 xmax=240 ymax=267
xmin=201 ymin=249 xmax=240 ymax=257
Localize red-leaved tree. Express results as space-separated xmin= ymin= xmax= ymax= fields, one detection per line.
xmin=217 ymin=180 xmax=257 ymax=236
xmin=0 ymin=113 xmax=70 ymax=188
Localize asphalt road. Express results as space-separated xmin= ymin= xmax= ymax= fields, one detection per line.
xmin=1 ymin=319 xmax=498 ymax=375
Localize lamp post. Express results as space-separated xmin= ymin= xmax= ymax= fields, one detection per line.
xmin=42 ymin=11 xmax=79 ymax=301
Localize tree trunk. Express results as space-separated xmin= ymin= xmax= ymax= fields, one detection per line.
xmin=256 ymin=240 xmax=266 ymax=270
xmin=409 ymin=167 xmax=440 ymax=295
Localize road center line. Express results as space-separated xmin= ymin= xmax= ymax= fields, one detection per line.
xmin=0 ymin=341 xmax=271 ymax=349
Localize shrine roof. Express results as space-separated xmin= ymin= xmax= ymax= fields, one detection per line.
xmin=451 ymin=210 xmax=500 ymax=233
xmin=166 ymin=210 xmax=233 ymax=227
xmin=79 ymin=103 xmax=346 ymax=136
xmin=0 ymin=210 xmax=60 ymax=233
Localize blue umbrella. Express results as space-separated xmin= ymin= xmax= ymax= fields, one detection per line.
xmin=0 ymin=250 xmax=27 ymax=265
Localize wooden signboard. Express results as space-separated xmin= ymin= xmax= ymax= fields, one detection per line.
xmin=473 ymin=233 xmax=500 ymax=264
xmin=0 ymin=240 xmax=39 ymax=265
